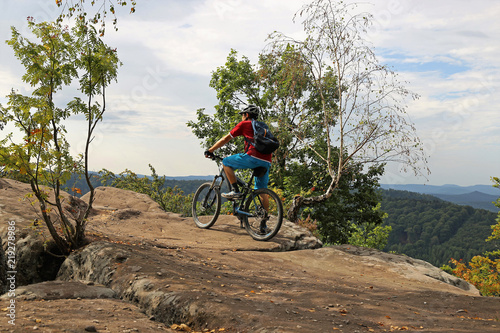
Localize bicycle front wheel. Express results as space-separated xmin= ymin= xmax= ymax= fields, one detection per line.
xmin=243 ymin=188 xmax=283 ymax=241
xmin=192 ymin=182 xmax=221 ymax=229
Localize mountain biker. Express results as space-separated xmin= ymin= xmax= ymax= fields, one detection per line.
xmin=204 ymin=105 xmax=272 ymax=203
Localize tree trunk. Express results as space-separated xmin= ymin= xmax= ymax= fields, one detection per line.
xmin=30 ymin=181 xmax=70 ymax=254
xmin=287 ymin=191 xmax=333 ymax=222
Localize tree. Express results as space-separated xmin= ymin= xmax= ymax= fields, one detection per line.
xmin=55 ymin=0 xmax=137 ymax=36
xmin=268 ymin=0 xmax=429 ymax=221
xmin=0 ymin=19 xmax=120 ymax=254
xmin=188 ymin=1 xmax=427 ymax=244
xmin=349 ymin=222 xmax=392 ymax=251
xmin=188 ymin=48 xmax=311 ymax=189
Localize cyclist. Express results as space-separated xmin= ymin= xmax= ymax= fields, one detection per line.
xmin=204 ymin=105 xmax=272 ymax=204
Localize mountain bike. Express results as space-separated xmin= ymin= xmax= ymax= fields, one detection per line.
xmin=192 ymin=155 xmax=283 ymax=241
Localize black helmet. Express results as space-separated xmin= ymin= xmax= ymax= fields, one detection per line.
xmin=239 ymin=104 xmax=260 ymax=118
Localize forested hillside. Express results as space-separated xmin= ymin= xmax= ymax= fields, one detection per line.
xmin=380 ymin=189 xmax=498 ymax=267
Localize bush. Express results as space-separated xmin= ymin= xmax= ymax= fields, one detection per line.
xmin=100 ymin=164 xmax=193 ymax=216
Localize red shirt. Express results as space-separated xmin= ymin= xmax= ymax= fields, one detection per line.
xmin=230 ymin=120 xmax=272 ymax=163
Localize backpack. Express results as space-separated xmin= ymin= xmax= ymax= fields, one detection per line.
xmin=246 ymin=119 xmax=280 ymax=154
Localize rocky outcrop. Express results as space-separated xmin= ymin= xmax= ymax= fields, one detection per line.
xmin=82 ymin=186 xmax=164 ymax=213
xmin=57 ymin=241 xmax=207 ymax=327
xmin=334 ymin=244 xmax=478 ymax=294
xmin=0 ymin=213 xmax=62 ymax=290
xmin=2 ymin=280 xmax=116 ymax=301
xmin=275 ymin=221 xmax=323 ymax=251
xmin=1 ymin=177 xmax=491 ymax=333
xmin=0 ymin=178 xmax=78 ymax=289
xmin=57 ymin=241 xmax=129 ymax=285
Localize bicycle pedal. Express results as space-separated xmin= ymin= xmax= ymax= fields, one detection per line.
xmin=259 ymin=227 xmax=269 ymax=235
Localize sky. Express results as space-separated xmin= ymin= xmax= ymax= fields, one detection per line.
xmin=0 ymin=0 xmax=499 ymax=186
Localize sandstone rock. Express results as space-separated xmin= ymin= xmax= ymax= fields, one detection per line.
xmin=277 ymin=221 xmax=323 ymax=251
xmin=57 ymin=241 xmax=129 ymax=284
xmin=2 ymin=280 xmax=116 ymax=300
xmin=333 ymin=244 xmax=479 ymax=294
xmin=1 ymin=177 xmax=493 ymax=333
xmin=82 ymin=186 xmax=163 ymax=213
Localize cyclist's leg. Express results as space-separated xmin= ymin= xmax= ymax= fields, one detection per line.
xmin=260 ymin=193 xmax=269 ymax=212
xmin=224 ymin=153 xmax=266 ymax=180
xmin=253 ymin=162 xmax=270 ymax=190
xmin=223 ymin=153 xmax=255 ymax=170
xmin=255 ymin=172 xmax=269 ymax=210
xmin=222 ymin=154 xmax=249 ymax=196
xmin=223 ymin=164 xmax=237 ymax=185
xmin=254 ymin=165 xmax=270 ymax=213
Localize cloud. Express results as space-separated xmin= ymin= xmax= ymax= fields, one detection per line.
xmin=104 ymin=0 xmax=306 ymax=76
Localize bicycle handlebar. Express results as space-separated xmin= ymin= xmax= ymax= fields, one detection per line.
xmin=204 ymin=151 xmax=223 ymax=161
xmin=211 ymin=154 xmax=223 ymax=161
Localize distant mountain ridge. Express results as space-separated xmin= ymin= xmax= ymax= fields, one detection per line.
xmin=164 ymin=175 xmax=214 ymax=181
xmin=381 ymin=184 xmax=499 ymax=212
xmin=433 ymin=191 xmax=498 ymax=212
xmin=381 ymin=184 xmax=499 ymax=196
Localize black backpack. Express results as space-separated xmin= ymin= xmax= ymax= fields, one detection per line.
xmin=246 ymin=119 xmax=279 ymax=154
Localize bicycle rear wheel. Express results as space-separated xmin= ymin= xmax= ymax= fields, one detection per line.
xmin=192 ymin=182 xmax=221 ymax=229
xmin=243 ymin=188 xmax=283 ymax=241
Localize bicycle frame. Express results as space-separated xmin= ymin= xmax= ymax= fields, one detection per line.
xmin=209 ymin=156 xmax=261 ymax=219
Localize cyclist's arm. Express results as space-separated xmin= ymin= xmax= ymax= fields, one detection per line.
xmin=208 ymin=133 xmax=232 ymax=153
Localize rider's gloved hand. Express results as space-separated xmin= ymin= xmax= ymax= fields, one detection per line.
xmin=204 ymin=150 xmax=215 ymax=159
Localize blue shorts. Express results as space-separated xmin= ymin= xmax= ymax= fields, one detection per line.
xmin=223 ymin=153 xmax=271 ymax=189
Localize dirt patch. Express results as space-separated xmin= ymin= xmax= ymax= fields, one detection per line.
xmin=0 ymin=297 xmax=173 ymax=332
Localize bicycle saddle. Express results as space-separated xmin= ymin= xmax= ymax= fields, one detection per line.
xmin=252 ymin=167 xmax=267 ymax=178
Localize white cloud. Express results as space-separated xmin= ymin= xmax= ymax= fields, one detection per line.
xmin=104 ymin=0 xmax=306 ymax=76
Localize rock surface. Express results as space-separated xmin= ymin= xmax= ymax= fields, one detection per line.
xmin=1 ymin=178 xmax=499 ymax=333
xmin=2 ymin=280 xmax=116 ymax=301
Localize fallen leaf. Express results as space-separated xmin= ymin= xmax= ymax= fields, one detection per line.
xmin=170 ymin=323 xmax=191 ymax=331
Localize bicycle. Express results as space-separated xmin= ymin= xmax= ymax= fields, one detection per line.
xmin=192 ymin=155 xmax=283 ymax=241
